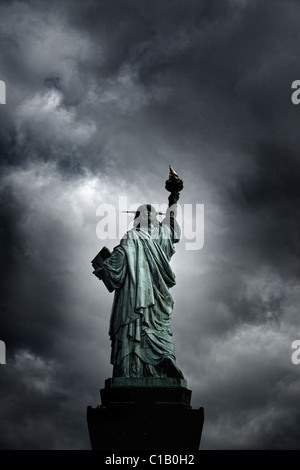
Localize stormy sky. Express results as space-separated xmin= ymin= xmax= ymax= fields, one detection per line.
xmin=1 ymin=0 xmax=300 ymax=450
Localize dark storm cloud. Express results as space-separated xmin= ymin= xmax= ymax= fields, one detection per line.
xmin=232 ymin=142 xmax=300 ymax=272
xmin=0 ymin=165 xmax=113 ymax=449
xmin=1 ymin=0 xmax=300 ymax=450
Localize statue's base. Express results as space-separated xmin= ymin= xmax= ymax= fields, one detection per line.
xmin=105 ymin=377 xmax=188 ymax=388
xmin=87 ymin=378 xmax=204 ymax=450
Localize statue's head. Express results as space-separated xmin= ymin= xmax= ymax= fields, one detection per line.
xmin=133 ymin=204 xmax=159 ymax=230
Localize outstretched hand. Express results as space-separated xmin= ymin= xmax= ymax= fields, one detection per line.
xmin=93 ymin=267 xmax=103 ymax=280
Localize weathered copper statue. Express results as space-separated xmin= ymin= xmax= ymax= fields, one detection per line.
xmin=93 ymin=166 xmax=184 ymax=379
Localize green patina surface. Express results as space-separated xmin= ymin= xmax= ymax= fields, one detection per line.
xmin=94 ymin=182 xmax=185 ymax=383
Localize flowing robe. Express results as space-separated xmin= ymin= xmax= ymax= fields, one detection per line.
xmin=100 ymin=219 xmax=184 ymax=378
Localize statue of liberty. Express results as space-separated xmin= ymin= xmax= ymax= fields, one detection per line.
xmin=92 ymin=166 xmax=184 ymax=379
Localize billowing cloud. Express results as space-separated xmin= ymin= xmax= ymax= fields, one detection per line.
xmin=0 ymin=0 xmax=300 ymax=449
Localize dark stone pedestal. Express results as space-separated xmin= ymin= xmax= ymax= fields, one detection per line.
xmin=87 ymin=378 xmax=204 ymax=450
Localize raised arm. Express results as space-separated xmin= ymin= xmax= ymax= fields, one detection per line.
xmin=162 ymin=165 xmax=183 ymax=243
xmin=166 ymin=190 xmax=180 ymax=219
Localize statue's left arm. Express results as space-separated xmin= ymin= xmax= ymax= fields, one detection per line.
xmin=93 ymin=245 xmax=127 ymax=292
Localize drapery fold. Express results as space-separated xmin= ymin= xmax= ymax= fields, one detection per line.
xmin=100 ymin=220 xmax=184 ymax=378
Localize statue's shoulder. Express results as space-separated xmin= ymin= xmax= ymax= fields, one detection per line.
xmin=120 ymin=229 xmax=139 ymax=246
